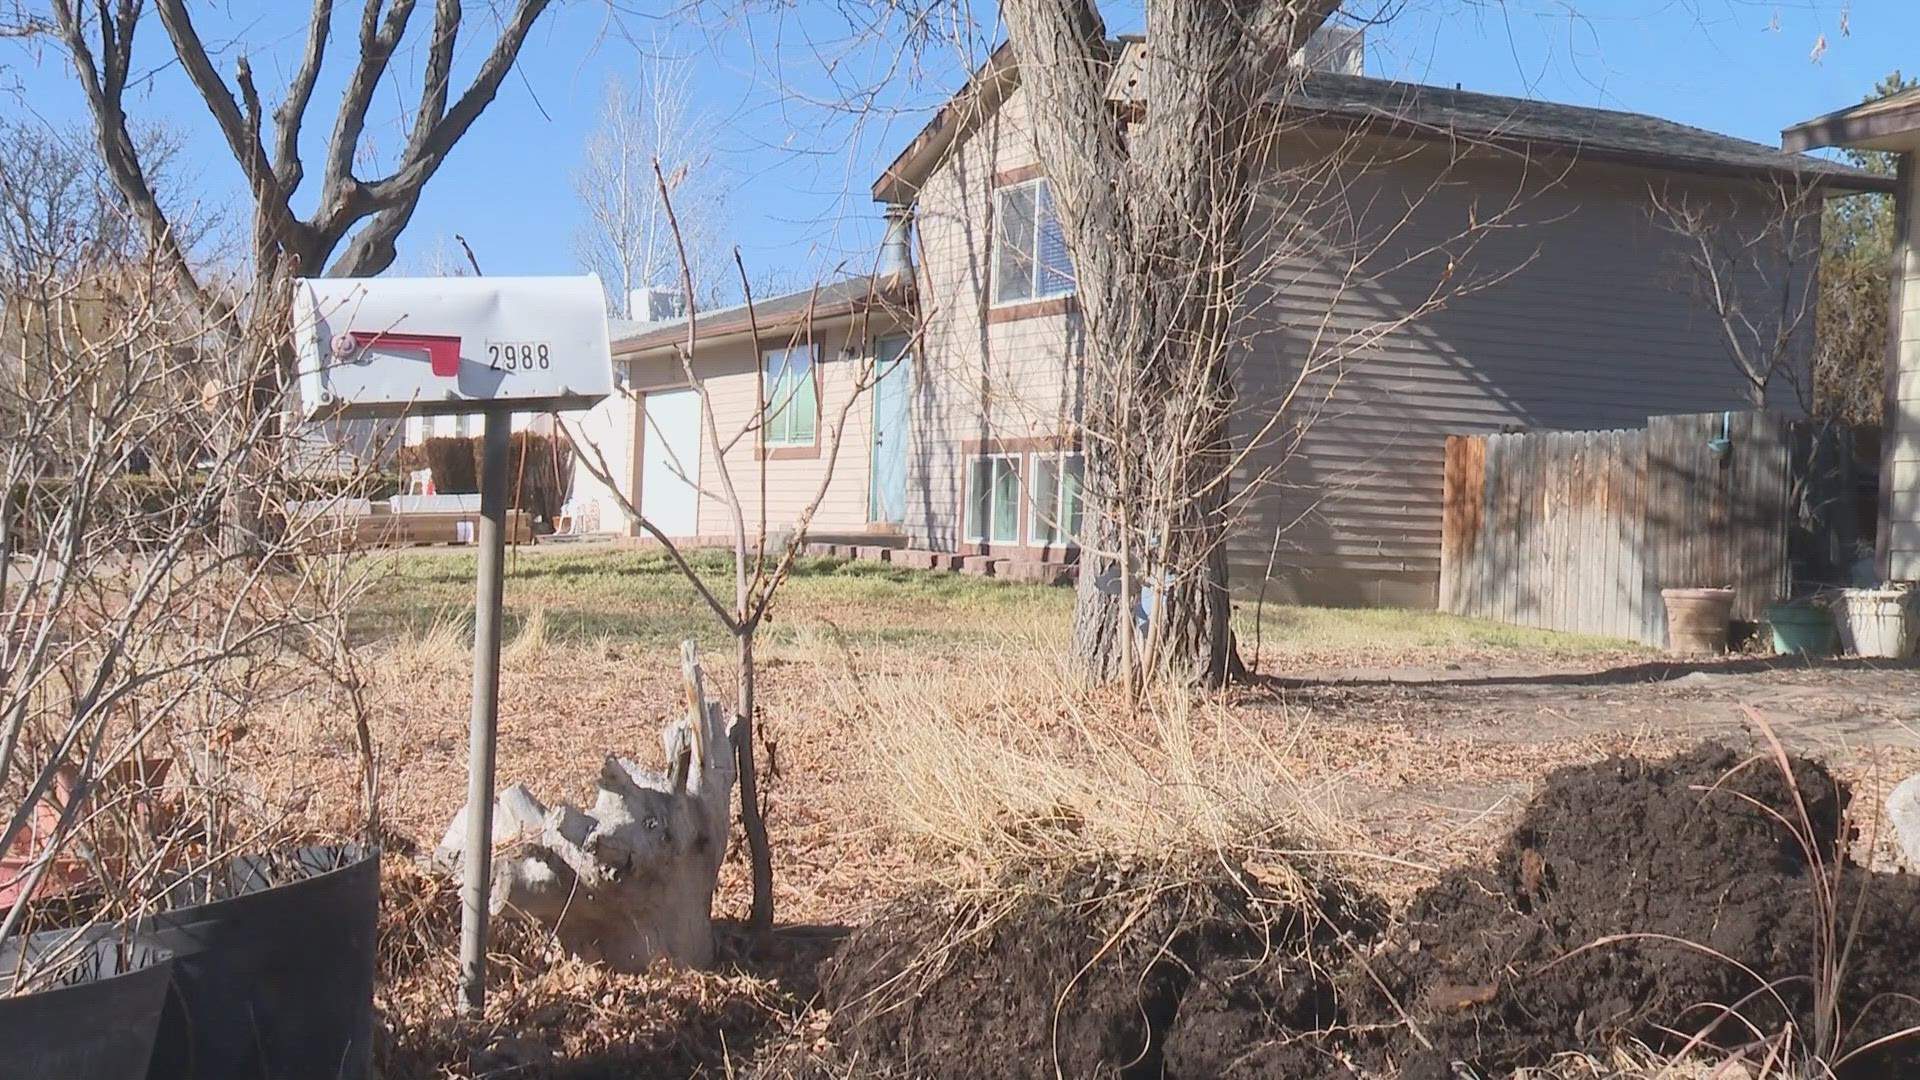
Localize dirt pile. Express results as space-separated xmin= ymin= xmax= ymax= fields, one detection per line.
xmin=818 ymin=743 xmax=1920 ymax=1079
xmin=1362 ymin=742 xmax=1920 ymax=1079
xmin=819 ymin=857 xmax=1381 ymax=1080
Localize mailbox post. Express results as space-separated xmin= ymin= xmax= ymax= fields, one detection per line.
xmin=294 ymin=275 xmax=613 ymax=1015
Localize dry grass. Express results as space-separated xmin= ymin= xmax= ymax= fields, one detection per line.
xmin=218 ymin=548 xmax=1920 ymax=1076
xmin=1517 ymin=1046 xmax=1746 ymax=1078
xmin=834 ymin=630 xmax=1347 ymax=894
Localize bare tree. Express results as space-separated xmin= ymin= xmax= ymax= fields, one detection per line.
xmin=762 ymin=3 xmax=1536 ymax=689
xmin=574 ymin=47 xmax=731 ymax=314
xmin=47 ymin=0 xmax=558 ymax=555
xmin=1650 ymin=178 xmax=1822 ymax=410
xmin=993 ymin=1 xmax=1339 ymax=687
xmin=559 ymin=165 xmax=919 ymax=931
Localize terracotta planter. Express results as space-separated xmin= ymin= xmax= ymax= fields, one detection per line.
xmin=1662 ymin=588 xmax=1735 ymax=655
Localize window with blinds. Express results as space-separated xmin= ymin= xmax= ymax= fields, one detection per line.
xmin=992 ymin=178 xmax=1075 ymax=306
xmin=965 ymin=455 xmax=1023 ymax=543
xmin=1028 ymin=452 xmax=1084 ymax=546
xmin=762 ymin=345 xmax=818 ymax=446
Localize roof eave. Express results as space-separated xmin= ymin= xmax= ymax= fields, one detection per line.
xmin=613 ymin=283 xmax=918 ymax=359
xmin=871 ymin=44 xmax=1020 ymax=205
xmin=1284 ymin=109 xmax=1894 ymax=195
xmin=1783 ymin=102 xmax=1920 ymax=155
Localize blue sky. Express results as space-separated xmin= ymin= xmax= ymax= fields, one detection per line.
xmin=1 ymin=2 xmax=1910 ymax=291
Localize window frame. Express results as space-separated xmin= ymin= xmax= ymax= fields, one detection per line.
xmin=1026 ymin=451 xmax=1085 ymax=549
xmin=963 ymin=453 xmax=1024 ymax=545
xmin=990 ymin=177 xmax=1075 ymax=309
xmin=760 ymin=343 xmax=820 ymax=448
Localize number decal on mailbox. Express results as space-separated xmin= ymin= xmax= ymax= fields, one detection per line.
xmin=486 ymin=342 xmax=553 ymax=372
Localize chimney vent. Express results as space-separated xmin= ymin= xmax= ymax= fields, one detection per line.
xmin=627 ymin=287 xmax=687 ymax=325
xmin=879 ymin=204 xmax=914 ymax=278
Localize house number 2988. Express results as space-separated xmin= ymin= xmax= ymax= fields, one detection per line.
xmin=487 ymin=342 xmax=551 ymax=371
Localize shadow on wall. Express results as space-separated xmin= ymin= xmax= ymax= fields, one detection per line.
xmin=1228 ymin=135 xmax=1811 ymax=610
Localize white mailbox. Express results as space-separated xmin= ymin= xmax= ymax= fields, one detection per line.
xmin=293 ymin=275 xmax=614 ymax=420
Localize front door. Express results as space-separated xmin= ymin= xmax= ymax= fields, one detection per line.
xmin=868 ymin=336 xmax=912 ymax=525
xmin=640 ymin=388 xmax=701 ymax=537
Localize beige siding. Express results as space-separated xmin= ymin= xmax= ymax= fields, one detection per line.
xmin=1887 ymin=161 xmax=1920 ymax=580
xmin=620 ymin=315 xmax=908 ymax=541
xmin=909 ymin=85 xmax=1083 ymax=553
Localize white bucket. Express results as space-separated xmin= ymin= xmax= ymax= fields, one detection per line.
xmin=1835 ymin=588 xmax=1917 ymax=658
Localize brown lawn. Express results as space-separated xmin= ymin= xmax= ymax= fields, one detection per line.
xmin=241 ymin=544 xmax=1920 ymax=1075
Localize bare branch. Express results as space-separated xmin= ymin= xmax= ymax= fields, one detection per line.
xmin=272 ymin=0 xmax=335 ymax=190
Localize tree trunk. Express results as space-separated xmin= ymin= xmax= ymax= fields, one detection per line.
xmin=735 ymin=628 xmax=774 ymax=930
xmin=1070 ymin=449 xmax=1126 ymax=684
xmin=1005 ymin=0 xmax=1335 ymax=688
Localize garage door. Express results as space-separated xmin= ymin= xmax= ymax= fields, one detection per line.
xmin=640 ymin=389 xmax=701 ymax=537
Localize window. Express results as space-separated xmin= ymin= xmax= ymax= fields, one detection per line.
xmin=762 ymin=345 xmax=818 ymax=446
xmin=965 ymin=455 xmax=1022 ymax=544
xmin=1028 ymin=452 xmax=1084 ymax=547
xmin=992 ymin=178 xmax=1074 ymax=306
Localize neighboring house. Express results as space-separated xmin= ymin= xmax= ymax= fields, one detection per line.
xmin=582 ymin=273 xmax=916 ymax=541
xmin=596 ymin=41 xmax=1885 ymax=608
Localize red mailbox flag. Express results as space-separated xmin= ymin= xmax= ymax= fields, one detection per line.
xmin=350 ymin=331 xmax=463 ymax=377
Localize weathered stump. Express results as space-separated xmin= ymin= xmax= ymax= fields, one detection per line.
xmin=436 ymin=641 xmax=737 ymax=969
xmin=1892 ymin=773 xmax=1920 ymax=871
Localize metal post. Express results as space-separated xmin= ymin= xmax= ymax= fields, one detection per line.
xmin=458 ymin=407 xmax=512 ymax=1016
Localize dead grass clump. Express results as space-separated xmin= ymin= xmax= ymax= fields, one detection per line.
xmin=378 ymin=613 xmax=470 ymax=679
xmin=504 ymin=604 xmax=552 ymax=664
xmin=802 ymin=638 xmax=1381 ymax=1079
xmin=842 ymin=636 xmax=1346 ymax=893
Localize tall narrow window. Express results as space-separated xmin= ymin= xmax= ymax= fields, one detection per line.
xmin=993 ymin=178 xmax=1075 ymax=306
xmin=965 ymin=455 xmax=1022 ymax=544
xmin=1029 ymin=452 xmax=1084 ymax=546
xmin=762 ymin=345 xmax=818 ymax=446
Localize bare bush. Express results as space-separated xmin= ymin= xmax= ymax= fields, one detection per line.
xmin=563 ymin=163 xmax=921 ymax=930
xmin=0 ymin=237 xmax=377 ymax=989
xmin=1650 ymin=178 xmax=1822 ymax=410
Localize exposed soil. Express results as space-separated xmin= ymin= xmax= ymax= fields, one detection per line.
xmin=1342 ymin=742 xmax=1920 ymax=1078
xmin=818 ymin=743 xmax=1920 ymax=1079
xmin=819 ymin=859 xmax=1384 ymax=1080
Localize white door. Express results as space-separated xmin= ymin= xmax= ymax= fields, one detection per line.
xmin=640 ymin=389 xmax=702 ymax=537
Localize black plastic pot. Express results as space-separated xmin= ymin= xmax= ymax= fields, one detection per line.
xmin=0 ymin=927 xmax=173 ymax=1079
xmin=138 ymin=844 xmax=379 ymax=1080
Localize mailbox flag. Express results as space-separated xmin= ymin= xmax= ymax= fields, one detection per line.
xmin=349 ymin=331 xmax=464 ymax=378
xmin=294 ymin=275 xmax=614 ymax=420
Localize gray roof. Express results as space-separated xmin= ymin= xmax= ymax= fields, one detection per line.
xmin=1276 ymin=72 xmax=1887 ymax=190
xmin=615 ymin=273 xmax=914 ymax=354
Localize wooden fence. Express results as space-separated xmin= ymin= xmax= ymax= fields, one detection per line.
xmin=1440 ymin=412 xmax=1817 ymax=646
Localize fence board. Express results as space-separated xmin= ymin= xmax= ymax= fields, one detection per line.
xmin=1440 ymin=411 xmax=1806 ymax=647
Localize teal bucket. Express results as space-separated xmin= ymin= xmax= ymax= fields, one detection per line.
xmin=1769 ymin=601 xmax=1839 ymax=656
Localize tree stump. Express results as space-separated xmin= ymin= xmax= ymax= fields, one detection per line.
xmin=436 ymin=641 xmax=737 ymax=970
xmin=1892 ymin=773 xmax=1920 ymax=871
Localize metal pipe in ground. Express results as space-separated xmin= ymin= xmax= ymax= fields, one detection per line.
xmin=459 ymin=408 xmax=512 ymax=1016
